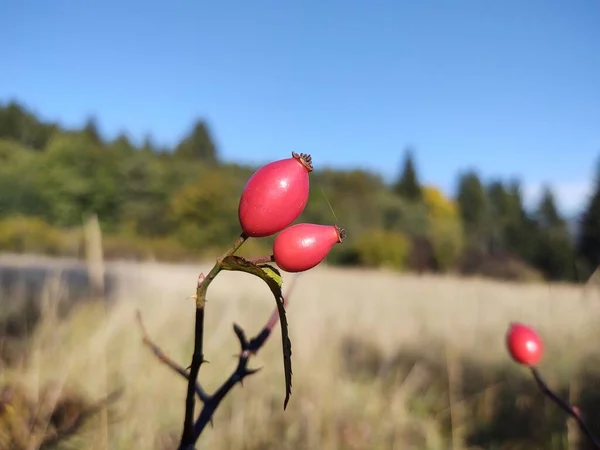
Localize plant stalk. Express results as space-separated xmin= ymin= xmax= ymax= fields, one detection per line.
xmin=530 ymin=367 xmax=600 ymax=449
xmin=179 ymin=231 xmax=249 ymax=448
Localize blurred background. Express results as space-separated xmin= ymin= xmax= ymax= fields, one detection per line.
xmin=1 ymin=1 xmax=599 ymax=449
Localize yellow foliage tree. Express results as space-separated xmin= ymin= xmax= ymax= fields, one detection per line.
xmin=421 ymin=185 xmax=465 ymax=271
xmin=351 ymin=229 xmax=411 ymax=270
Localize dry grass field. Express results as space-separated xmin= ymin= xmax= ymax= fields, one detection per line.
xmin=2 ymin=254 xmax=600 ymax=449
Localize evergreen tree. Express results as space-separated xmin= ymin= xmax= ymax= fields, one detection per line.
xmin=174 ymin=119 xmax=219 ymax=164
xmin=485 ymin=179 xmax=538 ymax=261
xmin=393 ymin=147 xmax=422 ymax=202
xmin=577 ymin=158 xmax=600 ymax=279
xmin=0 ymin=101 xmax=23 ymax=142
xmin=0 ymin=101 xmax=56 ymax=150
xmin=537 ymin=186 xmax=563 ymax=228
xmin=83 ymin=116 xmax=103 ymax=146
xmin=456 ymin=170 xmax=488 ymax=249
xmin=486 ymin=180 xmax=510 ymax=253
xmin=504 ymin=179 xmax=539 ymax=263
xmin=534 ymin=186 xmax=575 ymax=281
xmin=111 ymin=132 xmax=135 ymax=155
xmin=141 ymin=133 xmax=157 ymax=154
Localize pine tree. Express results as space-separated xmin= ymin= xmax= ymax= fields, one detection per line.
xmin=537 ymin=186 xmax=563 ymax=228
xmin=0 ymin=101 xmax=56 ymax=150
xmin=486 ymin=180 xmax=510 ymax=253
xmin=111 ymin=133 xmax=135 ymax=155
xmin=141 ymin=133 xmax=157 ymax=154
xmin=0 ymin=101 xmax=23 ymax=142
xmin=83 ymin=116 xmax=102 ymax=145
xmin=174 ymin=119 xmax=219 ymax=164
xmin=485 ymin=179 xmax=539 ymax=262
xmin=577 ymin=158 xmax=600 ymax=279
xmin=456 ymin=170 xmax=488 ymax=248
xmin=534 ymin=186 xmax=575 ymax=281
xmin=393 ymin=147 xmax=422 ymax=202
xmin=504 ymin=180 xmax=539 ymax=263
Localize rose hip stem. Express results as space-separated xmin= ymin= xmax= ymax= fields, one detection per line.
xmin=530 ymin=366 xmax=600 ymax=448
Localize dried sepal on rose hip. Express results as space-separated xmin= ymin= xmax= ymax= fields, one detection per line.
xmin=238 ymin=152 xmax=314 ymax=238
xmin=506 ymin=322 xmax=543 ymax=367
xmin=273 ymin=223 xmax=345 ymax=273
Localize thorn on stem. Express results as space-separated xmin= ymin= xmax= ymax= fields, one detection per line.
xmin=244 ymin=367 xmax=262 ymax=377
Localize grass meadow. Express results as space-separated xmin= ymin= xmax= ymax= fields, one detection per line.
xmin=2 ymin=254 xmax=600 ymax=449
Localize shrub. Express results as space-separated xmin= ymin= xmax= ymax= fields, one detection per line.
xmin=101 ymin=235 xmax=197 ymax=262
xmin=168 ymin=171 xmax=242 ymax=250
xmin=349 ymin=229 xmax=411 ymax=270
xmin=459 ymin=249 xmax=544 ymax=283
xmin=422 ymin=186 xmax=465 ymax=272
xmin=428 ymin=219 xmax=464 ymax=272
xmin=0 ymin=216 xmax=66 ymax=255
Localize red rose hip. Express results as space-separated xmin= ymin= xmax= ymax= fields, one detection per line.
xmin=506 ymin=322 xmax=543 ymax=366
xmin=273 ymin=223 xmax=345 ymax=273
xmin=238 ymin=152 xmax=313 ymax=238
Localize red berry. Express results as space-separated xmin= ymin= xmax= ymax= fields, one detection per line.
xmin=506 ymin=322 xmax=543 ymax=366
xmin=238 ymin=152 xmax=313 ymax=238
xmin=273 ymin=223 xmax=345 ymax=273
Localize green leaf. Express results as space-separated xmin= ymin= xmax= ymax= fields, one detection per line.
xmin=258 ymin=263 xmax=283 ymax=287
xmin=220 ymin=255 xmax=292 ymax=409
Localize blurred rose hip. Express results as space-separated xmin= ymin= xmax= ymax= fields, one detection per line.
xmin=506 ymin=322 xmax=543 ymax=366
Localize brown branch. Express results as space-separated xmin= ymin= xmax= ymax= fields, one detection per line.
xmin=246 ymin=255 xmax=275 ymax=265
xmin=135 ymin=310 xmax=210 ymax=403
xmin=39 ymin=389 xmax=123 ymax=449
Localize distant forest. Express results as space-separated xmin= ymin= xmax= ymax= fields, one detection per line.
xmin=1 ymin=100 xmax=599 ymax=284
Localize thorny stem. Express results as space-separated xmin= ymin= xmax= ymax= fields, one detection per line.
xmin=180 ymin=231 xmax=249 ymax=449
xmin=137 ymin=274 xmax=299 ymax=449
xmin=530 ymin=366 xmax=600 ymax=449
xmin=191 ymin=324 xmax=264 ymax=440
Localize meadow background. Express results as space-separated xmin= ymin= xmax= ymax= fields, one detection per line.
xmin=2 ymin=1 xmax=600 ymax=449
xmin=1 ymin=103 xmax=600 ymax=450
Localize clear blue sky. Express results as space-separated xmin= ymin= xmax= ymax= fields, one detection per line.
xmin=1 ymin=0 xmax=599 ymax=214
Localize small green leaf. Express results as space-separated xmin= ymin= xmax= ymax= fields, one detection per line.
xmin=258 ymin=263 xmax=283 ymax=288
xmin=220 ymin=255 xmax=293 ymax=409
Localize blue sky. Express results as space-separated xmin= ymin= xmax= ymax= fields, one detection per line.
xmin=1 ymin=0 xmax=599 ymax=214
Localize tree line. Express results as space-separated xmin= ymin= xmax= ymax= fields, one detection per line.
xmin=0 ymin=100 xmax=598 ymax=283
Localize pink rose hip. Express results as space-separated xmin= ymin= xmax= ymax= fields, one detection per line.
xmin=238 ymin=152 xmax=313 ymax=238
xmin=273 ymin=223 xmax=345 ymax=273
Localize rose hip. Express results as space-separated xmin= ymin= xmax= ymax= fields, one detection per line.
xmin=273 ymin=223 xmax=345 ymax=273
xmin=506 ymin=322 xmax=543 ymax=367
xmin=238 ymin=152 xmax=313 ymax=238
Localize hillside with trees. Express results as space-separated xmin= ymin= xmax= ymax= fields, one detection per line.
xmin=0 ymin=100 xmax=597 ymax=283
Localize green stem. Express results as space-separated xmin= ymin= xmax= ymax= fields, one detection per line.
xmin=180 ymin=231 xmax=249 ymax=448
xmin=196 ymin=232 xmax=249 ymax=307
